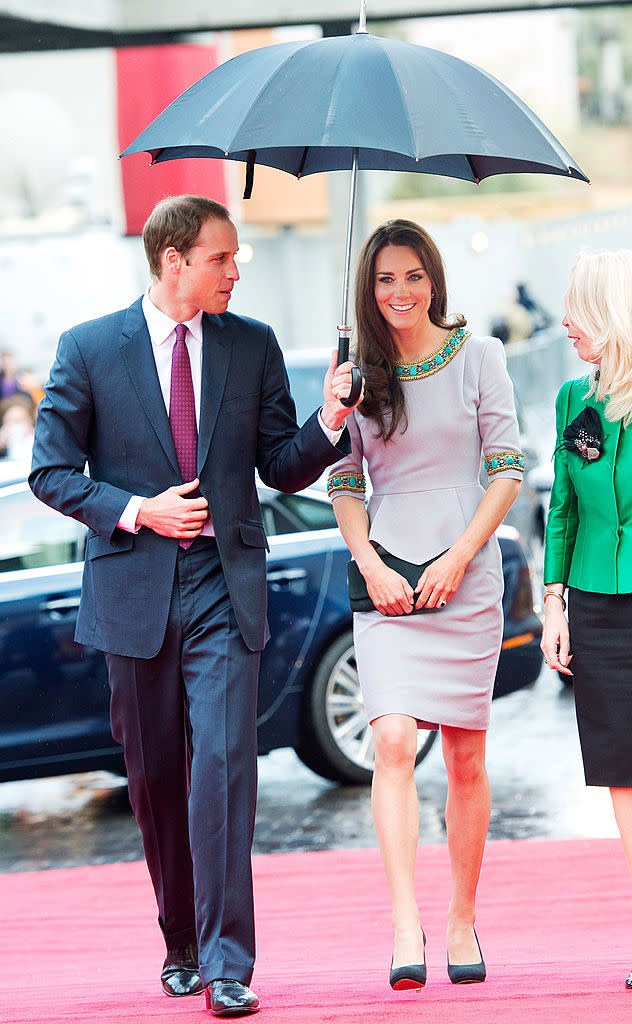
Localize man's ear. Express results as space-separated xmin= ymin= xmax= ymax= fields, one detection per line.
xmin=163 ymin=246 xmax=181 ymax=275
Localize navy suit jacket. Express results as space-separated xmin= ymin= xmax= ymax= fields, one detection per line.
xmin=30 ymin=297 xmax=349 ymax=657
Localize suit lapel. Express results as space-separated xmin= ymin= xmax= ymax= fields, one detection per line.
xmin=197 ymin=314 xmax=231 ymax=477
xmin=119 ymin=299 xmax=180 ymax=475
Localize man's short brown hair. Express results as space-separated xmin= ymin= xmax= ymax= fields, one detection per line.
xmin=143 ymin=195 xmax=231 ymax=279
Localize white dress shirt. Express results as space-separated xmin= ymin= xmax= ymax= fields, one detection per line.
xmin=117 ymin=289 xmax=343 ymax=534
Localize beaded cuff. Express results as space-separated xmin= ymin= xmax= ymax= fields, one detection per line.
xmin=327 ymin=471 xmax=366 ymax=498
xmin=484 ymin=451 xmax=525 ymax=477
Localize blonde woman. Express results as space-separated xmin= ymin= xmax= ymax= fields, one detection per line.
xmin=542 ymin=249 xmax=632 ymax=989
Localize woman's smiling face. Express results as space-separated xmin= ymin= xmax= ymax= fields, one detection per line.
xmin=374 ymin=245 xmax=433 ymax=337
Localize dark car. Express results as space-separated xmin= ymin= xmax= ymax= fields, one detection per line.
xmin=0 ymin=478 xmax=542 ymax=786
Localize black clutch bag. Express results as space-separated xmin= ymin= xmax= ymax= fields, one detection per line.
xmin=347 ymin=549 xmax=448 ymax=614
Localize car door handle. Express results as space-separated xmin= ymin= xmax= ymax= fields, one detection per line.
xmin=40 ymin=596 xmax=81 ymax=617
xmin=266 ymin=567 xmax=308 ymax=590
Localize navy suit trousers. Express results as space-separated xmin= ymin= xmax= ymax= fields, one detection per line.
xmin=106 ymin=537 xmax=261 ymax=986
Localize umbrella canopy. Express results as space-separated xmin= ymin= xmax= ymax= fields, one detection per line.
xmin=122 ymin=21 xmax=588 ymax=407
xmin=121 ymin=31 xmax=588 ymax=186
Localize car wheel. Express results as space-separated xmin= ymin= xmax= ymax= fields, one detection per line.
xmin=295 ymin=629 xmax=438 ymax=785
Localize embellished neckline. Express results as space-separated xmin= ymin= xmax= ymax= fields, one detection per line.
xmin=394 ymin=327 xmax=470 ymax=381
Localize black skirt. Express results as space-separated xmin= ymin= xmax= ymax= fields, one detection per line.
xmin=568 ymin=588 xmax=632 ymax=787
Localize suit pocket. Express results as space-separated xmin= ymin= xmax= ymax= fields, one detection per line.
xmin=222 ymin=392 xmax=260 ymax=415
xmin=239 ymin=520 xmax=269 ymax=551
xmin=85 ymin=530 xmax=134 ymax=561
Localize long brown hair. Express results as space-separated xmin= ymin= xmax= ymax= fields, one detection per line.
xmin=355 ymin=219 xmax=466 ymax=441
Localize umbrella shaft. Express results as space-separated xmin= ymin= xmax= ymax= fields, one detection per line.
xmin=339 ymin=148 xmax=359 ymax=332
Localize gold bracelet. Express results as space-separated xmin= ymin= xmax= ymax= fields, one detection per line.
xmin=543 ymin=591 xmax=566 ymax=612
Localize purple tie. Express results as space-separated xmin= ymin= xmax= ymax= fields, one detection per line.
xmin=169 ymin=324 xmax=198 ymax=548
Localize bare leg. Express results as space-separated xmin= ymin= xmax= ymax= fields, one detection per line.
xmin=610 ymin=788 xmax=632 ymax=873
xmin=610 ymin=789 xmax=632 ymax=987
xmin=441 ymin=726 xmax=490 ymax=964
xmin=371 ymin=714 xmax=426 ymax=968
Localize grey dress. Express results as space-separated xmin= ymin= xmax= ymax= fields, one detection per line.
xmin=328 ymin=328 xmax=524 ymax=731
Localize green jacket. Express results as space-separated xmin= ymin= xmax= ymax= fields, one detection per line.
xmin=544 ymin=376 xmax=632 ymax=593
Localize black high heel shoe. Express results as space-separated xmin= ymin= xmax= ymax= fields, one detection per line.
xmin=447 ymin=928 xmax=486 ymax=984
xmin=389 ymin=929 xmax=427 ymax=991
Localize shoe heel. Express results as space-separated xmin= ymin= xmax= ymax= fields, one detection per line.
xmin=447 ymin=928 xmax=486 ymax=985
xmin=389 ymin=929 xmax=427 ymax=991
xmin=205 ymin=987 xmax=211 ymax=1009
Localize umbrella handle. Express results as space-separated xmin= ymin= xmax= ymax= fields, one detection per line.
xmin=337 ymin=332 xmax=363 ymax=408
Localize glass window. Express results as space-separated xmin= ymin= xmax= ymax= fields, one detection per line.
xmin=0 ymin=487 xmax=86 ymax=572
xmin=286 ymin=363 xmax=328 ymax=426
xmin=274 ymin=494 xmax=337 ymax=532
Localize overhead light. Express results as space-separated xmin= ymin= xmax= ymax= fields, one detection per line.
xmin=471 ymin=231 xmax=489 ymax=253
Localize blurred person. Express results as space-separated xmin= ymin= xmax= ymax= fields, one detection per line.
xmin=541 ymin=249 xmax=632 ymax=991
xmin=0 ymin=349 xmax=32 ymax=400
xmin=0 ymin=394 xmax=36 ymax=461
xmin=492 ymin=287 xmax=533 ymax=344
xmin=328 ymin=220 xmax=523 ymax=993
xmin=17 ymin=368 xmax=45 ymax=407
xmin=516 ymin=282 xmax=552 ymax=333
xmin=30 ymin=194 xmax=360 ymax=1018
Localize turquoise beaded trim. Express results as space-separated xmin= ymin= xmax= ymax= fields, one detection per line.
xmin=327 ymin=472 xmax=366 ymax=497
xmin=394 ymin=327 xmax=470 ymax=381
xmin=485 ymin=450 xmax=525 ymax=477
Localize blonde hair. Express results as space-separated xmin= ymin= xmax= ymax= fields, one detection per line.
xmin=565 ymin=249 xmax=632 ymax=427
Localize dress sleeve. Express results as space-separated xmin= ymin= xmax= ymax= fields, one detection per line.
xmin=478 ymin=338 xmax=525 ymax=482
xmin=543 ymin=381 xmax=579 ymax=586
xmin=326 ymin=410 xmax=366 ymax=502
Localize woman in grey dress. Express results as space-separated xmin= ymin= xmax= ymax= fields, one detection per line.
xmin=328 ymin=220 xmax=523 ymax=991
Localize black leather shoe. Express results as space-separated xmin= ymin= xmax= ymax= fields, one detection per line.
xmin=447 ymin=929 xmax=486 ymax=984
xmin=390 ymin=929 xmax=427 ymax=991
xmin=626 ymin=969 xmax=632 ymax=989
xmin=161 ymin=943 xmax=204 ymax=997
xmin=205 ymin=979 xmax=260 ymax=1017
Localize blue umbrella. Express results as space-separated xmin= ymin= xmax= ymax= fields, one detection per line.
xmin=121 ymin=1 xmax=588 ymax=404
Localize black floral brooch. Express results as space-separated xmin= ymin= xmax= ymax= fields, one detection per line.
xmin=559 ymin=407 xmax=604 ymax=462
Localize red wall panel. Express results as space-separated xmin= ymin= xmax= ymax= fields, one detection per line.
xmin=117 ymin=44 xmax=228 ymax=236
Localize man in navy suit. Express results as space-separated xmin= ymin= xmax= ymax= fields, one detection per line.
xmin=30 ymin=195 xmax=358 ymax=1017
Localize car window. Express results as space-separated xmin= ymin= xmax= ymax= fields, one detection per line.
xmin=260 ymin=501 xmax=299 ymax=537
xmin=278 ymin=494 xmax=337 ymax=530
xmin=286 ymin=364 xmax=327 ymax=426
xmin=0 ymin=487 xmax=85 ymax=572
xmin=261 ymin=492 xmax=337 ymax=537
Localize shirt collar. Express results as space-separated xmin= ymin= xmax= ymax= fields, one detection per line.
xmin=142 ymin=288 xmax=204 ymax=347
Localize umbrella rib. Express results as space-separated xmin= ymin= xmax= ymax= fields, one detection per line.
xmin=383 ymin=53 xmax=421 ymax=162
xmin=223 ymin=42 xmax=312 ymax=153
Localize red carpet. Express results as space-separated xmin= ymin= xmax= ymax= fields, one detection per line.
xmin=2 ymin=838 xmax=631 ymax=1023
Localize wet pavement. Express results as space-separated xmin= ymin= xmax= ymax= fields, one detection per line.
xmin=0 ymin=662 xmax=619 ymax=875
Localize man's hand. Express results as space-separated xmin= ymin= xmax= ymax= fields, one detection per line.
xmin=321 ymin=350 xmax=364 ymax=431
xmin=137 ymin=479 xmax=209 ymax=539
